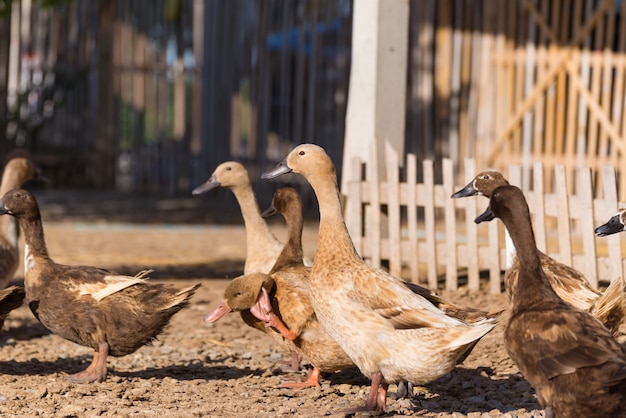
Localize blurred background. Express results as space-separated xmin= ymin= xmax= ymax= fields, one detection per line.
xmin=1 ymin=0 xmax=626 ymax=222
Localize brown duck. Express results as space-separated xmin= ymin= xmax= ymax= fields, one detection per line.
xmin=206 ymin=187 xmax=355 ymax=389
xmin=476 ymin=185 xmax=626 ymax=418
xmin=0 ymin=285 xmax=26 ymax=327
xmin=453 ymin=170 xmax=626 ymax=336
xmin=0 ymin=188 xmax=200 ymax=383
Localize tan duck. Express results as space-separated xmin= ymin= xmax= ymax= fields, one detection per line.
xmin=452 ymin=170 xmax=626 ymax=336
xmin=0 ymin=189 xmax=200 ymax=383
xmin=261 ymin=144 xmax=498 ymax=413
xmin=476 ymin=185 xmax=626 ymax=418
xmin=0 ymin=158 xmax=40 ymax=286
xmin=207 ymin=187 xmax=355 ymax=389
xmin=192 ymin=161 xmax=288 ymax=274
xmin=0 ymin=157 xmax=41 ymax=326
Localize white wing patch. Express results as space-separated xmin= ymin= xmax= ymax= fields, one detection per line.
xmin=24 ymin=244 xmax=35 ymax=275
xmin=79 ymin=270 xmax=152 ymax=302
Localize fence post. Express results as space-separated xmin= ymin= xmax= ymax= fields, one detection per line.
xmin=406 ymin=154 xmax=419 ymax=283
xmin=424 ymin=160 xmax=438 ymax=288
xmin=385 ymin=142 xmax=401 ymax=277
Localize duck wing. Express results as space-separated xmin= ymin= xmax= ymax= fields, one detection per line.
xmin=347 ymin=267 xmax=465 ymax=330
xmin=507 ymin=307 xmax=626 ymax=381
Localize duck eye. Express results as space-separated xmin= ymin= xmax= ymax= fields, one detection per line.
xmin=226 ymin=166 xmax=232 ymax=171
xmin=299 ymin=150 xmax=305 ymax=156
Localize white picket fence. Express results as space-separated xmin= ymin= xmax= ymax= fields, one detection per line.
xmin=344 ymin=144 xmax=625 ymax=294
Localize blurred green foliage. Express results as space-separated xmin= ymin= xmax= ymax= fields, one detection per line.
xmin=0 ymin=0 xmax=73 ymax=18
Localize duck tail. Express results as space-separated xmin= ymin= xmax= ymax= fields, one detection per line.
xmin=447 ymin=320 xmax=497 ymax=349
xmin=163 ymin=283 xmax=202 ymax=311
xmin=590 ymin=276 xmax=626 ymax=337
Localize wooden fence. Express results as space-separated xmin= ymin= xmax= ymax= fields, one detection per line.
xmin=344 ymin=144 xmax=625 ymax=294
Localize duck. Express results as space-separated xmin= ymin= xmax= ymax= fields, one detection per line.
xmin=0 ymin=188 xmax=200 ymax=383
xmin=261 ymin=144 xmax=498 ymax=413
xmin=452 ymin=170 xmax=626 ymax=336
xmin=475 ymin=185 xmax=626 ymax=418
xmin=0 ymin=285 xmax=26 ymax=328
xmin=206 ymin=187 xmax=356 ymax=389
xmin=0 ymin=157 xmax=41 ymax=289
xmin=192 ymin=161 xmax=292 ymax=274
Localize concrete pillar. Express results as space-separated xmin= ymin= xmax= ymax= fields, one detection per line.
xmin=341 ymin=0 xmax=409 ymax=192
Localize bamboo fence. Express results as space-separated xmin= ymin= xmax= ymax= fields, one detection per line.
xmin=407 ymin=0 xmax=626 ymax=200
xmin=345 ymin=144 xmax=625 ymax=294
xmin=5 ymin=0 xmax=626 ymax=206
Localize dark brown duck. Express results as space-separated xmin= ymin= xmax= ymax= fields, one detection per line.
xmin=0 ymin=285 xmax=25 ymax=328
xmin=476 ymin=185 xmax=626 ymax=418
xmin=453 ymin=170 xmax=626 ymax=336
xmin=0 ymin=189 xmax=200 ymax=383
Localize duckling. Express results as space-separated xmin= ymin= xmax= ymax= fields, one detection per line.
xmin=192 ymin=161 xmax=287 ymax=274
xmin=452 ymin=170 xmax=626 ymax=336
xmin=207 ymin=187 xmax=355 ymax=389
xmin=0 ymin=189 xmax=200 ymax=383
xmin=0 ymin=157 xmax=41 ymax=290
xmin=261 ymin=144 xmax=498 ymax=413
xmin=476 ymin=185 xmax=626 ymax=418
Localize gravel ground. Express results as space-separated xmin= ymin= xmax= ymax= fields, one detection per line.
xmin=0 ymin=217 xmax=615 ymax=417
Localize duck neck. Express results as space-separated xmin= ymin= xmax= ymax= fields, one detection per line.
xmin=231 ymin=184 xmax=276 ymax=244
xmin=272 ymin=212 xmax=304 ymax=270
xmin=17 ymin=214 xmax=50 ymax=261
xmin=308 ymin=171 xmax=360 ymax=262
xmin=503 ymin=213 xmax=561 ymax=311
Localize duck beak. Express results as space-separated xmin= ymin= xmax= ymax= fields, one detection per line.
xmin=261 ymin=158 xmax=292 ymax=179
xmin=595 ymin=214 xmax=624 ymax=237
xmin=451 ymin=181 xmax=479 ymax=199
xmin=204 ymin=300 xmax=233 ymax=323
xmin=474 ymin=206 xmax=495 ymax=224
xmin=0 ymin=200 xmax=9 ymax=216
xmin=192 ymin=174 xmax=220 ymax=195
xmin=260 ymin=204 xmax=277 ymax=218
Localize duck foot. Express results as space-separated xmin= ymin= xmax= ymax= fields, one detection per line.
xmin=278 ymin=367 xmax=321 ymax=389
xmin=67 ymin=342 xmax=109 ymax=383
xmin=395 ymin=381 xmax=414 ymax=399
xmin=337 ymin=372 xmax=387 ymax=415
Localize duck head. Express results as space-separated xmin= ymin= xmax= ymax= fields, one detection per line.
xmin=261 ymin=143 xmax=335 ymax=181
xmin=451 ymin=170 xmax=509 ymax=199
xmin=595 ymin=210 xmax=626 ymax=236
xmin=0 ymin=189 xmax=38 ymax=218
xmin=192 ymin=161 xmax=251 ymax=195
xmin=204 ymin=273 xmax=275 ymax=323
xmin=260 ymin=187 xmax=300 ymax=218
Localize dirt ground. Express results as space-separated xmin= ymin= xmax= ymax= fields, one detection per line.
xmin=0 ymin=192 xmax=619 ymax=417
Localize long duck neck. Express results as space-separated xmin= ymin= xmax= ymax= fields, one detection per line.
xmin=17 ymin=212 xmax=50 ymax=261
xmin=502 ymin=209 xmax=561 ymax=312
xmin=231 ymin=184 xmax=276 ymax=243
xmin=272 ymin=210 xmax=304 ymax=270
xmin=307 ymin=170 xmax=360 ymax=263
